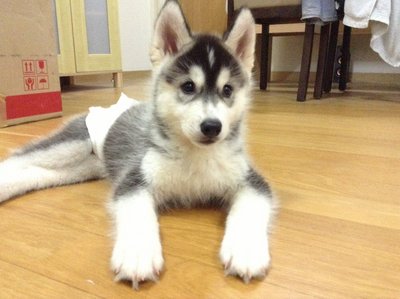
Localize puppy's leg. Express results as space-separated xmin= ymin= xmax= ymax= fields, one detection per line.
xmin=0 ymin=115 xmax=106 ymax=203
xmin=110 ymin=174 xmax=163 ymax=290
xmin=220 ymin=168 xmax=275 ymax=283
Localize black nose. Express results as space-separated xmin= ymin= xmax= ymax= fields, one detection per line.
xmin=200 ymin=119 xmax=222 ymax=138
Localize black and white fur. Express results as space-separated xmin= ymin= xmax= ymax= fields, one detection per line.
xmin=0 ymin=0 xmax=276 ymax=289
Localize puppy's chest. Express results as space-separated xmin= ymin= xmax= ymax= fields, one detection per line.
xmin=142 ymin=148 xmax=248 ymax=202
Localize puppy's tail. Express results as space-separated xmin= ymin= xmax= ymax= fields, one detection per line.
xmin=0 ymin=115 xmax=106 ymax=203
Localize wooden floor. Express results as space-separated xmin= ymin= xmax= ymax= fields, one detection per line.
xmin=1 ymin=72 xmax=399 ymax=298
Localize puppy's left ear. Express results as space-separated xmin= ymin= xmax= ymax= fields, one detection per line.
xmin=224 ymin=8 xmax=256 ymax=73
xmin=150 ymin=0 xmax=192 ymax=65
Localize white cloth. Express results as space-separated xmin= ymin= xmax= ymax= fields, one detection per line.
xmin=343 ymin=0 xmax=400 ymax=67
xmin=85 ymin=93 xmax=139 ymax=160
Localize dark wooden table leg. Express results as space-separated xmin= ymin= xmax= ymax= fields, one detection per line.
xmin=314 ymin=24 xmax=330 ymax=99
xmin=260 ymin=24 xmax=269 ymax=90
xmin=297 ymin=23 xmax=315 ymax=102
xmin=339 ymin=25 xmax=352 ymax=91
xmin=324 ymin=21 xmax=339 ymax=93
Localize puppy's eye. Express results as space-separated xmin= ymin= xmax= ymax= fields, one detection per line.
xmin=181 ymin=81 xmax=196 ymax=95
xmin=222 ymin=84 xmax=233 ymax=98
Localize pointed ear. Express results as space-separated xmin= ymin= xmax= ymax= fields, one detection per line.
xmin=150 ymin=0 xmax=192 ymax=65
xmin=224 ymin=8 xmax=256 ymax=73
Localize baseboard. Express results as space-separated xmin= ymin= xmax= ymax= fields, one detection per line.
xmin=349 ymin=73 xmax=400 ymax=86
xmin=267 ymin=71 xmax=316 ymax=83
xmin=264 ymin=71 xmax=400 ymax=87
xmin=59 ymin=71 xmax=152 ymax=90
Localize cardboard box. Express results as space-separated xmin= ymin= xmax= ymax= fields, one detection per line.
xmin=0 ymin=0 xmax=62 ymax=127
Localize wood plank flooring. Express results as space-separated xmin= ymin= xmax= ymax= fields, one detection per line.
xmin=0 ymin=72 xmax=399 ymax=298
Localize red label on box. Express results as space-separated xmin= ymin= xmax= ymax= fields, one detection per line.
xmin=5 ymin=91 xmax=62 ymax=120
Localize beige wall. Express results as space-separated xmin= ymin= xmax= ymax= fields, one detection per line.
xmin=270 ymin=34 xmax=400 ymax=74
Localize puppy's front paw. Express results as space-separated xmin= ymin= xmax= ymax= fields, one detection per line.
xmin=220 ymin=231 xmax=270 ymax=283
xmin=111 ymin=236 xmax=164 ymax=290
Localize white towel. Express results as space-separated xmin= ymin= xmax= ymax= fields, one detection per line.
xmin=370 ymin=0 xmax=400 ymax=67
xmin=344 ymin=0 xmax=400 ymax=67
xmin=85 ymin=92 xmax=139 ymax=160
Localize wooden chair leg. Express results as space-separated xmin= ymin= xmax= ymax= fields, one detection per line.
xmin=339 ymin=25 xmax=352 ymax=91
xmin=260 ymin=24 xmax=270 ymax=90
xmin=297 ymin=23 xmax=315 ymax=102
xmin=314 ymin=24 xmax=330 ymax=99
xmin=227 ymin=0 xmax=234 ymax=28
xmin=323 ymin=21 xmax=339 ymax=93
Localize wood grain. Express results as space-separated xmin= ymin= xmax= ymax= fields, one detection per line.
xmin=179 ymin=0 xmax=227 ymax=34
xmin=0 ymin=72 xmax=399 ymax=298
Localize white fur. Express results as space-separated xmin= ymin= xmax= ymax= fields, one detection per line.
xmin=0 ymin=141 xmax=106 ymax=203
xmin=189 ymin=65 xmax=205 ymax=89
xmin=141 ymin=144 xmax=249 ymax=207
xmin=13 ymin=139 xmax=92 ymax=168
xmin=208 ymin=46 xmax=215 ymax=67
xmin=220 ymin=187 xmax=273 ymax=282
xmin=110 ymin=190 xmax=164 ymax=289
xmin=216 ymin=68 xmax=231 ymax=90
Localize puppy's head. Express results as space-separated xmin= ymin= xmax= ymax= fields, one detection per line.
xmin=151 ymin=0 xmax=255 ymax=147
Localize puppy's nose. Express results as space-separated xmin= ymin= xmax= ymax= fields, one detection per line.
xmin=200 ymin=119 xmax=222 ymax=138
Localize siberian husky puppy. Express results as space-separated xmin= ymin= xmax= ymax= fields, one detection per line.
xmin=0 ymin=0 xmax=276 ymax=289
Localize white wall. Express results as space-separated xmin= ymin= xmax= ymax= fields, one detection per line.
xmin=270 ymin=34 xmax=400 ymax=74
xmin=118 ymin=0 xmax=155 ymax=71
xmin=349 ymin=35 xmax=399 ymax=73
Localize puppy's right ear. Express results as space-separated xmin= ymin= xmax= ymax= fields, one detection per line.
xmin=150 ymin=0 xmax=192 ymax=65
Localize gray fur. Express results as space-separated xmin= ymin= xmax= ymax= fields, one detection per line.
xmin=225 ymin=120 xmax=242 ymax=141
xmin=246 ymin=168 xmax=271 ymax=195
xmin=14 ymin=115 xmax=89 ymax=156
xmin=114 ymin=166 xmax=147 ymax=197
xmin=153 ymin=107 xmax=170 ymax=140
xmin=102 ymin=104 xmax=152 ymax=182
